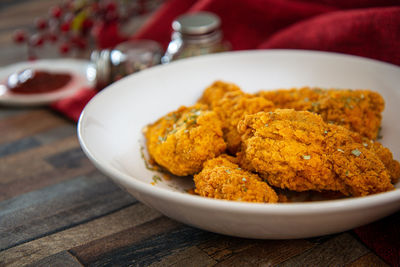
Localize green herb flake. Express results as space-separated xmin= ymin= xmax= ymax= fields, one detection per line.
xmin=265 ymin=123 xmax=269 ymax=127
xmin=242 ymin=177 xmax=247 ymax=182
xmin=324 ymin=130 xmax=328 ymax=134
xmin=158 ymin=136 xmax=166 ymax=142
xmin=140 ymin=144 xmax=158 ymax=171
xmin=337 ymin=148 xmax=344 ymax=153
xmin=243 ymin=187 xmax=248 ymax=192
xmin=311 ymin=102 xmax=319 ymax=107
xmin=345 ymin=170 xmax=350 ymax=176
xmin=237 ymin=167 xmax=242 ymax=170
xmin=152 ymin=175 xmax=162 ymax=183
xmin=302 ymin=155 xmax=311 ymax=160
xmin=351 ymin=149 xmax=362 ymax=157
xmin=377 ymin=127 xmax=383 ymax=140
xmin=363 ymin=142 xmax=368 ymax=147
xmin=225 ymin=169 xmax=231 ymax=174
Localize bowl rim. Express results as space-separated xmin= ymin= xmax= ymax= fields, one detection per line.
xmin=78 ymin=49 xmax=400 ymax=215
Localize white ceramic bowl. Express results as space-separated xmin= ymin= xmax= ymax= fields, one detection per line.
xmin=78 ymin=50 xmax=400 ymax=239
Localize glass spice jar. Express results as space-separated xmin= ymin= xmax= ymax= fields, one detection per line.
xmin=89 ymin=39 xmax=163 ymax=89
xmin=161 ymin=12 xmax=230 ymax=63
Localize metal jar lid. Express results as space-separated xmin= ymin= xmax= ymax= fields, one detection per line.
xmin=172 ymin=12 xmax=221 ymax=35
xmin=90 ymin=40 xmax=162 ymax=90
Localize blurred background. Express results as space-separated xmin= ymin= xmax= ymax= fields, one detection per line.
xmin=0 ymin=0 xmax=163 ymax=67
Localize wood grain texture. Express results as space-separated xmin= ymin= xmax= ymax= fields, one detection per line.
xmin=0 ymin=110 xmax=67 ymax=145
xmin=0 ymin=171 xmax=136 ymax=251
xmin=0 ymin=135 xmax=95 ymax=201
xmin=0 ymin=124 xmax=75 ymax=158
xmin=26 ymin=251 xmax=83 ymax=267
xmin=0 ymin=108 xmax=28 ymax=119
xmin=276 ymin=233 xmax=370 ymax=266
xmin=0 ymin=134 xmax=80 ymax=184
xmin=213 ymin=239 xmax=314 ymax=266
xmin=70 ymin=217 xmax=181 ymax=264
xmin=198 ymin=235 xmax=255 ymax=262
xmin=0 ymin=204 xmax=161 ymax=266
xmin=86 ymin=226 xmax=218 ymax=266
xmin=149 ymin=246 xmax=217 ymax=267
xmin=345 ymin=252 xmax=389 ymax=267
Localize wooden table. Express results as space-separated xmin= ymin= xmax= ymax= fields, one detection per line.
xmin=0 ymin=1 xmax=394 ymax=266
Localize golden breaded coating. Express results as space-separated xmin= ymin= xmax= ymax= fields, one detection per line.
xmin=145 ymin=104 xmax=226 ymax=176
xmin=258 ymin=87 xmax=384 ymax=140
xmin=213 ymin=91 xmax=275 ymax=154
xmin=197 ymin=80 xmax=242 ymax=109
xmin=369 ymin=141 xmax=400 ymax=184
xmin=194 ymin=155 xmax=278 ymax=203
xmin=238 ymin=109 xmax=396 ymax=197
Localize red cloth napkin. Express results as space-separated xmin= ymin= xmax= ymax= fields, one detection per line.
xmin=52 ymin=1 xmax=400 ymax=264
xmin=51 ymin=88 xmax=96 ymax=122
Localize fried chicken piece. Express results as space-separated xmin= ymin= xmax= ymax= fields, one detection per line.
xmin=194 ymin=155 xmax=278 ymax=203
xmin=238 ymin=109 xmax=397 ymax=197
xmin=369 ymin=141 xmax=400 ymax=184
xmin=258 ymin=87 xmax=384 ymax=140
xmin=197 ymin=81 xmax=275 ymax=153
xmin=145 ymin=104 xmax=226 ymax=176
xmin=212 ymin=91 xmax=275 ymax=154
xmin=197 ymin=80 xmax=242 ymax=109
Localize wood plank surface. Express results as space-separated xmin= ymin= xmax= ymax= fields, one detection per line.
xmin=345 ymin=252 xmax=390 ymax=267
xmin=0 ymin=0 xmax=397 ymax=266
xmin=26 ymin=251 xmax=83 ymax=267
xmin=0 ymin=110 xmax=67 ymax=145
xmin=0 ymin=171 xmax=137 ymax=251
xmin=276 ymin=233 xmax=370 ymax=266
xmin=84 ymin=225 xmax=218 ymax=266
xmin=213 ymin=239 xmax=314 ymax=266
xmin=70 ymin=217 xmax=181 ymax=264
xmin=0 ymin=204 xmax=162 ymax=266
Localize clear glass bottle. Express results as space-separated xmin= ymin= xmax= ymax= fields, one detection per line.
xmin=89 ymin=39 xmax=163 ymax=89
xmin=161 ymin=12 xmax=230 ymax=63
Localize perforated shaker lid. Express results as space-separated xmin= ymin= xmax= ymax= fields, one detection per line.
xmin=172 ymin=12 xmax=221 ymax=35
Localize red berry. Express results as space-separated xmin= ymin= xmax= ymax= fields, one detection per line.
xmin=105 ymin=10 xmax=119 ymax=22
xmin=60 ymin=22 xmax=71 ymax=32
xmin=76 ymin=39 xmax=87 ymax=50
xmin=30 ymin=34 xmax=45 ymax=47
xmin=71 ymin=35 xmax=87 ymax=50
xmin=59 ymin=43 xmax=70 ymax=54
xmin=35 ymin=18 xmax=48 ymax=30
xmin=13 ymin=29 xmax=27 ymax=43
xmin=48 ymin=33 xmax=58 ymax=42
xmin=50 ymin=6 xmax=62 ymax=18
xmin=105 ymin=1 xmax=117 ymax=12
xmin=82 ymin=18 xmax=94 ymax=30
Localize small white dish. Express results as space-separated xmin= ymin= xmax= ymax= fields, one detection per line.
xmin=78 ymin=50 xmax=400 ymax=239
xmin=0 ymin=58 xmax=93 ymax=106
